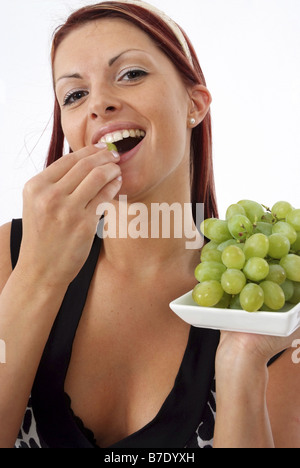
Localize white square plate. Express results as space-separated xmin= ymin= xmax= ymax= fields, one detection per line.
xmin=169 ymin=291 xmax=300 ymax=337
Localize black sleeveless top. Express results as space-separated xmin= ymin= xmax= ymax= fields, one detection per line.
xmin=10 ymin=219 xmax=281 ymax=449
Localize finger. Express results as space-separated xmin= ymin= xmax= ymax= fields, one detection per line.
xmin=42 ymin=144 xmax=112 ymax=184
xmin=71 ymin=162 xmax=122 ymax=208
xmin=87 ymin=175 xmax=123 ymax=216
xmin=56 ymin=150 xmax=120 ymax=195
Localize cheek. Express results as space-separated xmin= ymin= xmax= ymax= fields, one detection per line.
xmin=156 ymin=80 xmax=188 ymax=129
xmin=61 ymin=113 xmax=86 ymax=151
xmin=154 ymin=92 xmax=188 ymax=159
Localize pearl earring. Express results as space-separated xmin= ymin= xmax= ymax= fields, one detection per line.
xmin=189 ymin=118 xmax=196 ymax=126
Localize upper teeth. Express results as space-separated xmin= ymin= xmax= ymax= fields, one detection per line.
xmin=99 ymin=129 xmax=145 ymax=144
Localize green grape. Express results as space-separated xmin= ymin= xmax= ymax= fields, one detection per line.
xmin=260 ymin=281 xmax=285 ymax=311
xmin=200 ymin=248 xmax=223 ymax=263
xmin=240 ymin=283 xmax=264 ymax=312
xmin=226 ymin=204 xmax=246 ymax=220
xmin=106 ymin=142 xmax=118 ymax=152
xmin=195 ymin=261 xmax=226 ymax=282
xmin=221 ymin=245 xmax=246 ymax=269
xmin=260 ymin=212 xmax=274 ymax=224
xmin=265 ymin=264 xmax=287 ymax=284
xmin=237 ymin=200 xmax=265 ymax=223
xmin=192 ymin=281 xmax=224 ymax=307
xmin=217 ymin=239 xmax=243 ymax=252
xmin=201 ymin=241 xmax=219 ymax=252
xmin=200 ymin=241 xmax=219 ymax=260
xmin=196 ymin=199 xmax=299 ymax=313
xmin=272 ymin=221 xmax=297 ymax=245
xmin=286 ymin=209 xmax=300 ymax=232
xmin=262 ymin=303 xmax=294 ymax=312
xmin=200 ymin=219 xmax=232 ymax=243
xmin=291 ymin=232 xmax=300 ymax=253
xmin=289 ymin=282 xmax=300 ymax=304
xmin=200 ymin=218 xmax=217 ymax=237
xmin=253 ymin=222 xmax=273 ymax=236
xmin=206 ymin=219 xmax=232 ymax=243
xmin=243 ymin=233 xmax=269 ymax=259
xmin=280 ymin=279 xmax=294 ymax=302
xmin=221 ymin=269 xmax=246 ymax=295
xmin=214 ymin=292 xmax=231 ymax=308
xmin=268 ymin=233 xmax=290 ymax=259
xmin=229 ymin=294 xmax=242 ymax=310
xmin=228 ymin=214 xmax=253 ymax=241
xmin=243 ymin=257 xmax=269 ymax=282
xmin=279 ymin=254 xmax=300 ymax=282
xmin=271 ymin=201 xmax=293 ymax=220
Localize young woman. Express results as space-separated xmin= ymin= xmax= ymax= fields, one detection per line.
xmin=0 ymin=1 xmax=299 ymax=448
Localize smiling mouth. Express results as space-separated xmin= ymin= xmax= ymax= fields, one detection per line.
xmin=99 ymin=129 xmax=146 ymax=155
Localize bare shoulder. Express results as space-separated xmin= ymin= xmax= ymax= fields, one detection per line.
xmin=267 ymin=348 xmax=300 ymax=448
xmin=0 ymin=222 xmax=13 ymax=293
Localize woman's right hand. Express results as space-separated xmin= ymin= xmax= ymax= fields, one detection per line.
xmin=17 ymin=143 xmax=121 ymax=288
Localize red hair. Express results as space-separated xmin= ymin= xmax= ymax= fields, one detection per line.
xmin=47 ymin=1 xmax=218 ymax=220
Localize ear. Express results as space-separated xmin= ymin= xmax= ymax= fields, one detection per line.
xmin=187 ymin=85 xmax=212 ymax=127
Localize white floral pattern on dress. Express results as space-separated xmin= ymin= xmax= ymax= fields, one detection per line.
xmin=16 ymin=382 xmax=216 ymax=449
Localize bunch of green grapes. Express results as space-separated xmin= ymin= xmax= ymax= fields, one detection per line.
xmin=192 ymin=200 xmax=300 ymax=312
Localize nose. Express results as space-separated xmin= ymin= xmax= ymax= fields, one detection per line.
xmin=89 ymin=87 xmax=122 ymax=120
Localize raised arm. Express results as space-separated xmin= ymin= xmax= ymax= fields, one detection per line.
xmin=0 ymin=144 xmax=122 ymax=447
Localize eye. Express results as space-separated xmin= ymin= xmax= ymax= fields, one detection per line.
xmin=118 ymin=68 xmax=148 ymax=82
xmin=63 ymin=90 xmax=89 ymax=106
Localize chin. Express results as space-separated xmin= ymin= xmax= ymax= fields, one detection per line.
xmin=114 ymin=176 xmax=154 ymax=204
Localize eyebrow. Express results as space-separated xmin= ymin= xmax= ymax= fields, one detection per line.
xmin=108 ymin=48 xmax=145 ymax=66
xmin=56 ymin=49 xmax=147 ymax=84
xmin=56 ymin=72 xmax=82 ymax=84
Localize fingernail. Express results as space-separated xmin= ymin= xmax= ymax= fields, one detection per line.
xmin=117 ymin=175 xmax=122 ymax=182
xmin=94 ymin=142 xmax=107 ymax=149
xmin=112 ymin=151 xmax=120 ymax=159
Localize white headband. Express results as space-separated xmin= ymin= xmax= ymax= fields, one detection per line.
xmin=103 ymin=0 xmax=194 ymax=66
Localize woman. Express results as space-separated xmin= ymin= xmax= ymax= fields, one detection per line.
xmin=0 ymin=1 xmax=299 ymax=448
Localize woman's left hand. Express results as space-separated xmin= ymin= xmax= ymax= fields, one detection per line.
xmin=216 ymin=325 xmax=300 ymax=367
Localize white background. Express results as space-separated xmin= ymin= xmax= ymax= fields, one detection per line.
xmin=0 ymin=0 xmax=299 ymax=225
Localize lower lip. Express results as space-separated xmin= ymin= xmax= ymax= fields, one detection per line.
xmin=118 ymin=137 xmax=145 ymax=165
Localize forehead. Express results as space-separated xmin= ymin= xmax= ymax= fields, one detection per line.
xmin=53 ymin=18 xmax=160 ymax=73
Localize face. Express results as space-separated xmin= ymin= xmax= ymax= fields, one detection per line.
xmin=54 ymin=18 xmax=206 ymax=202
